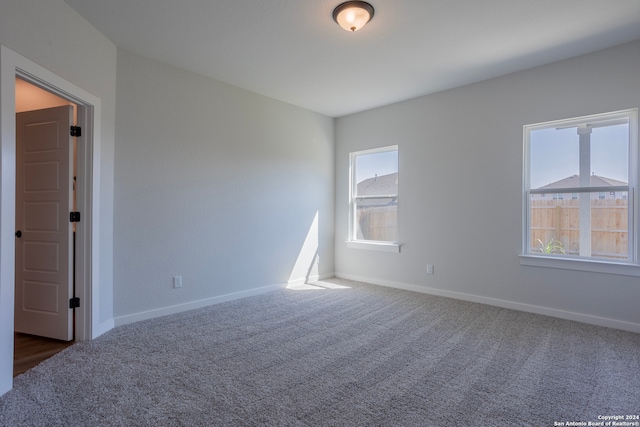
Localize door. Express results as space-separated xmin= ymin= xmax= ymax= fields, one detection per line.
xmin=15 ymin=106 xmax=74 ymax=341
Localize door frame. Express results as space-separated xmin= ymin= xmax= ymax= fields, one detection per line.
xmin=0 ymin=45 xmax=102 ymax=393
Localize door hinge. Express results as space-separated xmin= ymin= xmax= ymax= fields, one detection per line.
xmin=70 ymin=212 xmax=81 ymax=223
xmin=70 ymin=126 xmax=82 ymax=137
xmin=69 ymin=297 xmax=80 ymax=309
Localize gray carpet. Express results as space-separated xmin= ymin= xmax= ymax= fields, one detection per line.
xmin=1 ymin=278 xmax=638 ymax=426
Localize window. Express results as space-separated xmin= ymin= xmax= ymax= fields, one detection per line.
xmin=349 ymin=146 xmax=399 ymax=250
xmin=524 ymin=109 xmax=638 ymax=264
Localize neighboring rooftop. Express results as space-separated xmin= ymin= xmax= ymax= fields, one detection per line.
xmin=538 ymin=174 xmax=627 ymax=189
xmin=357 ymin=173 xmax=398 ymax=196
xmin=357 ymin=173 xmax=398 ymax=207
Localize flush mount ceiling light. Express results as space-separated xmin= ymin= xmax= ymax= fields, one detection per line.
xmin=333 ymin=1 xmax=375 ymax=32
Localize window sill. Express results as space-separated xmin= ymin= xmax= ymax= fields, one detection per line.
xmin=520 ymin=254 xmax=640 ymax=277
xmin=346 ymin=241 xmax=401 ymax=253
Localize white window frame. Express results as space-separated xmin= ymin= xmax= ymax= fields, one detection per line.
xmin=521 ymin=109 xmax=640 ymax=276
xmin=347 ymin=146 xmax=400 ymax=252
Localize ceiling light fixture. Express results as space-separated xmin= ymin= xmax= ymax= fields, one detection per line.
xmin=332 ymin=1 xmax=375 ymax=32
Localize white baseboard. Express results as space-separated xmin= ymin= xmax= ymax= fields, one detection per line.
xmin=92 ymin=319 xmax=115 ymax=340
xmin=114 ymin=283 xmax=287 ymax=327
xmin=335 ymin=272 xmax=640 ymax=334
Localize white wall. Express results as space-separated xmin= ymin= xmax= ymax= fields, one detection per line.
xmin=113 ymin=50 xmax=334 ymax=323
xmin=335 ymin=40 xmax=640 ymax=332
xmin=0 ymin=0 xmax=116 ymax=395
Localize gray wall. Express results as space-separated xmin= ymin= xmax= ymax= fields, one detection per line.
xmin=113 ymin=50 xmax=334 ymax=321
xmin=335 ymin=40 xmax=640 ymax=332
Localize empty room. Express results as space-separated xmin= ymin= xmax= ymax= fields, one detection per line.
xmin=0 ymin=0 xmax=639 ymax=425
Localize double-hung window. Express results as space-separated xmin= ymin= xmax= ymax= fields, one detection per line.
xmin=348 ymin=146 xmax=399 ymax=251
xmin=523 ymin=109 xmax=638 ymax=267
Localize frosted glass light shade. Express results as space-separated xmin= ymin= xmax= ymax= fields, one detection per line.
xmin=333 ymin=1 xmax=375 ymax=32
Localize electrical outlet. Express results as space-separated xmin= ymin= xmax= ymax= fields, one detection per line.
xmin=426 ymin=264 xmax=434 ymax=275
xmin=173 ymin=276 xmax=182 ymax=288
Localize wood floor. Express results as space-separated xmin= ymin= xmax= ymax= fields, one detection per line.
xmin=13 ymin=333 xmax=74 ymax=377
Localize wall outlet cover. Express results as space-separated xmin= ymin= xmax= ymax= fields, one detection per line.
xmin=173 ymin=276 xmax=183 ymax=288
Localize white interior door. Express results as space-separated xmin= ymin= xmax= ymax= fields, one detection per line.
xmin=15 ymin=106 xmax=74 ymax=341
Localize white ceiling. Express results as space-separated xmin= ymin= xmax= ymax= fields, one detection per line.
xmin=63 ymin=0 xmax=640 ymax=117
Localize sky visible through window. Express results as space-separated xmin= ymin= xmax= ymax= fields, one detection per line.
xmin=353 ymin=125 xmax=627 ymax=189
xmin=355 ymin=150 xmax=398 ymax=184
xmin=530 ymin=124 xmax=629 ymax=189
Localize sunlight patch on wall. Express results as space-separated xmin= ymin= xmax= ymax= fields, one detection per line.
xmin=287 ymin=212 xmax=319 ymax=288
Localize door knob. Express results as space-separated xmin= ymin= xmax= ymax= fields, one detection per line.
xmin=15 ymin=230 xmax=22 ymax=238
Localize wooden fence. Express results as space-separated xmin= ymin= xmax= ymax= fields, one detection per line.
xmin=357 ymin=206 xmax=398 ymax=242
xmin=358 ymin=200 xmax=628 ymax=258
xmin=530 ymin=198 xmax=628 ymax=259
